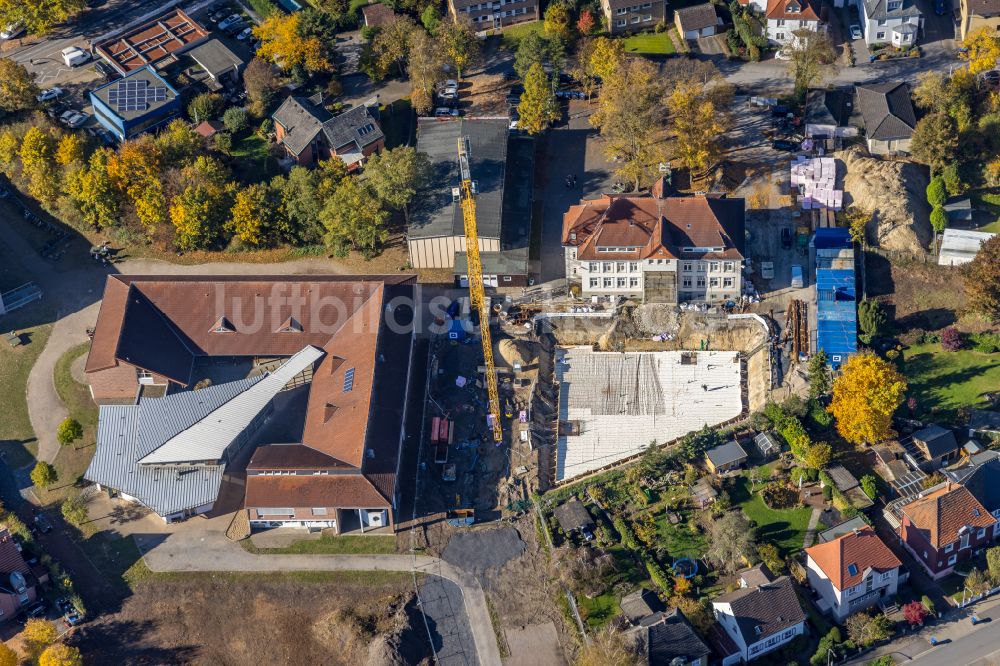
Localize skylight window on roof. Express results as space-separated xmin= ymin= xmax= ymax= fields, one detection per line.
xmin=358 ymin=123 xmax=375 ymax=136
xmin=973 ymin=507 xmax=981 ymax=517
xmin=847 ymin=563 xmax=858 ymax=576
xmin=211 ymin=316 xmax=234 ymax=333
xmin=343 ymin=367 xmax=355 ymax=392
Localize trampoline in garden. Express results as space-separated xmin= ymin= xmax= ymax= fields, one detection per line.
xmin=673 ymin=557 xmax=698 ymax=579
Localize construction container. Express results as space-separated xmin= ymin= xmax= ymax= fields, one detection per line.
xmin=790 ymin=265 xmax=804 ymax=288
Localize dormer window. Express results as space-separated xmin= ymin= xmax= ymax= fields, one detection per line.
xmin=210 ymin=316 xmax=234 ymax=333
xmin=277 ymin=316 xmax=303 ymax=333
xmin=887 ymin=0 xmax=900 ymax=9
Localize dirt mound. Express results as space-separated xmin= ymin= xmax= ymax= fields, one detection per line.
xmin=442 ymin=527 xmax=526 ymax=575
xmin=838 ymin=148 xmax=932 ymax=252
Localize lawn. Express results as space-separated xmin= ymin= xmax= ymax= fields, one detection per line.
xmin=973 ymin=192 xmax=1000 ymax=233
xmin=241 ymin=534 xmax=397 ymax=555
xmin=380 ymin=98 xmax=415 ymax=149
xmin=656 ymin=509 xmax=707 ymax=560
xmin=231 ymin=134 xmax=280 ymax=184
xmin=623 ymin=32 xmax=676 ymax=54
xmin=902 ymin=343 xmax=1000 ymax=421
xmin=0 ymin=312 xmax=52 ymax=468
xmin=500 ymin=21 xmax=544 ymax=50
xmin=576 ymin=590 xmax=620 ymax=628
xmin=730 ymin=476 xmax=813 ymax=556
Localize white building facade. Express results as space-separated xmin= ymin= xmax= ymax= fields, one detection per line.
xmin=859 ymin=0 xmax=922 ymax=45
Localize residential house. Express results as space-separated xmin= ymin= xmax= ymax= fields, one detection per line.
xmin=858 ymin=0 xmax=922 ymax=45
xmin=447 ymin=0 xmax=539 ymax=28
xmin=804 ymin=88 xmax=860 ymax=144
xmin=705 ymin=441 xmax=749 ymax=474
xmin=602 ymin=0 xmax=667 ymax=33
xmin=675 ymin=4 xmax=719 ymax=39
xmin=620 ymin=588 xmax=665 ymax=624
xmin=89 ymin=66 xmax=181 ymax=142
xmin=958 ymin=0 xmax=1000 ymax=40
xmin=631 ymin=608 xmax=712 ymax=666
xmin=272 ymin=97 xmax=384 ymax=169
xmin=0 ymin=529 xmax=35 ymax=621
xmin=855 ymin=82 xmax=916 ymax=155
xmin=553 ymin=499 xmax=595 ymax=536
xmin=805 ymin=527 xmax=902 ymax=620
xmin=764 ymin=0 xmax=823 ymax=46
xmin=83 ymin=275 xmax=417 ymax=530
xmin=912 ymin=425 xmax=962 ymax=470
xmin=969 ymin=410 xmax=1000 ymax=438
xmin=960 ymin=458 xmax=1000 ymax=540
xmin=562 ymin=182 xmax=746 ymax=303
xmin=898 ymin=482 xmax=997 ymax=579
xmin=712 ymin=575 xmax=807 ymax=662
xmin=407 ymin=118 xmax=533 ymax=286
xmin=361 ymin=2 xmax=396 ymax=27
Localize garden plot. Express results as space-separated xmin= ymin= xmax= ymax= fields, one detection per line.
xmin=555 ymin=348 xmax=744 ymax=481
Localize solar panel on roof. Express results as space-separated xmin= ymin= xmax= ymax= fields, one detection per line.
xmin=105 ymin=78 xmax=169 ymax=114
xmin=343 ymin=368 xmax=355 ymax=392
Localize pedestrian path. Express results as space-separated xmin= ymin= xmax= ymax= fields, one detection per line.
xmin=802 ymin=507 xmax=822 ymax=549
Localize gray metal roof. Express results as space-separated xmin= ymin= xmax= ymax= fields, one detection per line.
xmin=187 ymin=39 xmax=245 ymax=79
xmin=862 ymin=0 xmax=921 ymax=20
xmin=818 ymin=516 xmax=869 ymax=543
xmin=91 ymin=67 xmax=178 ymax=122
xmin=86 ymin=376 xmax=262 ymax=517
xmin=855 ymin=82 xmax=916 ymax=141
xmin=453 ymin=248 xmax=529 ymax=276
xmin=408 ymin=118 xmax=508 ymax=241
xmin=706 ymin=441 xmax=747 ymax=468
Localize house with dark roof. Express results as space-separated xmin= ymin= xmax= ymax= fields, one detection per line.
xmin=272 ymin=97 xmax=384 ymax=169
xmin=0 ymin=529 xmax=35 ymax=622
xmin=407 ymin=118 xmax=533 ymax=285
xmin=631 ymin=608 xmax=712 ymax=666
xmin=562 ymin=183 xmax=745 ymax=303
xmin=855 ymin=82 xmax=916 ymax=155
xmin=83 ymin=274 xmax=417 ymax=530
xmin=186 ymin=39 xmax=245 ymax=87
xmin=705 ymin=441 xmax=749 ymax=474
xmin=804 ymin=88 xmax=860 ymax=142
xmin=859 ymin=0 xmax=922 ymax=45
xmin=711 ymin=575 xmax=807 ymax=662
xmin=674 ymin=4 xmax=719 ymax=39
xmin=764 ymin=0 xmax=823 ymax=46
xmin=805 ymin=526 xmax=902 ymax=620
xmin=553 ymin=499 xmax=595 ymax=534
xmin=959 ymin=0 xmax=1000 ymax=39
xmin=361 ymin=2 xmax=396 ymax=26
xmin=899 ymin=482 xmax=997 ymax=579
xmin=960 ymin=458 xmax=1000 ymax=541
xmin=620 ymin=588 xmax=665 ymax=624
xmin=912 ymin=424 xmax=961 ymax=470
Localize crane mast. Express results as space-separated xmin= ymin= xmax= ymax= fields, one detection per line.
xmin=457 ymin=137 xmax=503 ymax=444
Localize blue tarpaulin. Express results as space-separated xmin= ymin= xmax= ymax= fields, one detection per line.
xmin=816 ymin=264 xmax=857 ymax=368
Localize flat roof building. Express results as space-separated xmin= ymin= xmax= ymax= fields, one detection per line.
xmin=89 ymin=66 xmax=181 ymax=141
xmin=94 ymin=8 xmax=209 ymax=75
xmin=938 ymin=228 xmax=996 ymax=266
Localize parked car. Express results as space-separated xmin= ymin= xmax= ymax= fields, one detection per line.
xmin=56 ymin=597 xmax=75 ymax=615
xmin=438 ymin=90 xmax=458 ymax=101
xmin=217 ymin=14 xmax=242 ymax=30
xmin=210 ymin=8 xmax=231 ymax=22
xmin=236 ymin=26 xmax=253 ymax=40
xmin=781 ymin=227 xmax=793 ymax=249
xmin=442 ymin=79 xmax=459 ymax=91
xmin=775 ymin=49 xmax=792 ymax=60
xmin=36 ymin=87 xmax=65 ymax=103
xmin=33 ymin=514 xmax=52 ymax=534
xmin=94 ymin=60 xmax=118 ymax=81
xmin=62 ymin=111 xmax=90 ymax=128
xmin=61 ymin=46 xmax=91 ymax=67
xmin=46 ymin=102 xmax=68 ymax=119
xmin=434 ymin=107 xmax=459 ymax=117
xmin=580 ymin=526 xmax=595 ymax=542
xmin=64 ymin=612 xmax=82 ymax=627
xmin=0 ymin=20 xmax=24 ymax=40
xmin=25 ymin=602 xmax=46 ymax=618
xmin=771 ymin=138 xmax=798 ymax=151
xmin=849 ymin=24 xmax=863 ymax=40
xmin=96 ymin=128 xmax=117 ymax=146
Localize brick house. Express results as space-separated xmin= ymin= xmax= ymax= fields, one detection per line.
xmin=805 ymin=527 xmax=902 ymax=620
xmin=272 ymin=97 xmax=384 ymax=169
xmin=0 ymin=529 xmax=35 ymax=621
xmin=602 ymin=0 xmax=667 ymax=33
xmin=447 ymin=0 xmax=538 ymax=28
xmin=899 ymin=482 xmax=997 ymax=579
xmin=562 ymin=181 xmax=745 ymax=303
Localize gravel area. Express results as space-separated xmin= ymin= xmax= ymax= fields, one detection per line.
xmin=442 ymin=528 xmax=526 ymax=575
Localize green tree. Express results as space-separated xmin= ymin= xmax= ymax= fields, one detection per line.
xmin=214 ymin=131 xmax=233 ymax=155
xmin=857 ymin=298 xmax=887 ymax=345
xmin=787 ymin=31 xmax=836 ymax=100
xmin=514 ymin=31 xmax=551 ymax=80
xmin=226 ymin=182 xmax=277 ymax=247
xmin=56 ymin=418 xmax=82 ymax=446
xmin=439 ymin=18 xmax=479 ymax=80
xmin=929 ymin=205 xmax=948 ymax=234
xmin=362 ymin=146 xmax=432 ymax=222
xmin=320 ymin=177 xmax=390 ymax=257
xmin=421 ymin=4 xmax=440 ymax=32
xmin=543 ymin=1 xmax=572 ymax=42
xmin=30 ymin=462 xmax=57 ymax=490
xmin=926 ymin=175 xmax=947 ymax=207
xmin=911 ymin=112 xmax=958 ymax=173
xmin=757 ymin=543 xmax=785 ymax=574
xmin=860 ymin=474 xmax=877 ymax=499
xmin=60 ymin=496 xmax=88 ymax=527
xmin=222 ymin=106 xmax=249 ymax=134
xmin=808 ymin=350 xmax=832 ymax=398
xmin=187 ymin=92 xmax=224 ymax=124
xmin=517 ymin=63 xmax=559 ymax=135
xmin=0 ymin=0 xmax=85 ymax=35
xmin=364 ymin=15 xmax=417 ymax=80
xmin=803 ymin=442 xmax=832 ymax=470
xmin=154 ymin=119 xmax=203 ymax=165
xmin=0 ymin=57 xmax=39 ymax=111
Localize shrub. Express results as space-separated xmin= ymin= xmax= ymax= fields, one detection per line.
xmin=61 ymin=496 xmax=88 ymax=526
xmin=822 ymin=485 xmax=833 ymax=501
xmin=941 ymin=326 xmax=963 ymax=352
xmin=222 ymin=106 xmax=249 ymax=135
xmin=56 ymin=418 xmax=82 ymax=445
xmin=903 ymin=600 xmax=928 ymax=626
xmin=860 ymin=474 xmax=877 ymax=500
xmin=971 ymin=332 xmax=1000 ymax=353
xmin=613 ymin=516 xmax=639 ymax=551
xmin=809 ymin=400 xmax=833 ymax=428
xmin=926 ymin=175 xmax=947 ymax=207
xmin=761 ymin=482 xmax=798 ymax=509
xmin=646 ymin=558 xmax=673 ymax=596
xmin=930 ymin=205 xmax=948 ymax=234
xmin=921 ymin=594 xmax=935 ymax=615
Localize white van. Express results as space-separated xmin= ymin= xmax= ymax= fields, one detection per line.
xmin=61 ymin=47 xmax=91 ymax=67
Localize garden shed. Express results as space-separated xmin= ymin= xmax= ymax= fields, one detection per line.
xmin=705 ymin=441 xmax=748 ymax=474
xmin=553 ymin=499 xmax=595 ymax=534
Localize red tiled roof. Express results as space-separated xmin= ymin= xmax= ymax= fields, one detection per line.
xmin=805 ymin=527 xmax=901 ymax=590
xmin=901 ymin=483 xmax=997 ymax=548
xmin=765 ymin=0 xmax=820 ymax=21
xmin=245 ymin=474 xmax=390 ymax=508
xmin=0 ymin=529 xmax=29 ymax=576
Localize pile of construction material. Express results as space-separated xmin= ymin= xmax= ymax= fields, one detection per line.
xmin=791 ymin=157 xmax=843 ymax=210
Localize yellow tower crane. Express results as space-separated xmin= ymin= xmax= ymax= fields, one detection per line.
xmin=457 ymin=136 xmax=503 ymax=444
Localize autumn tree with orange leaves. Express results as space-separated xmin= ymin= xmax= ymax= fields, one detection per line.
xmin=829 ymin=352 xmax=907 ymax=446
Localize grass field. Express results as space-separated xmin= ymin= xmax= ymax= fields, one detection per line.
xmin=500 ymin=21 xmax=544 ymax=50
xmin=902 ymin=343 xmax=1000 ymax=421
xmin=231 ymin=134 xmax=280 ymax=184
xmin=576 ymin=591 xmax=619 ymax=628
xmin=241 ymin=534 xmax=398 ymax=555
xmin=973 ymin=192 xmax=1000 ymax=233
xmin=0 ymin=313 xmax=52 ymax=468
xmin=731 ymin=476 xmax=813 ymax=556
xmin=656 ymin=509 xmax=707 ymax=559
xmin=623 ymin=32 xmax=676 ymax=54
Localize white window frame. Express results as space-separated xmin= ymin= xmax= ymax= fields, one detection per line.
xmin=944 ymin=543 xmax=954 ymax=553
xmin=311 ymin=508 xmax=328 ymax=516
xmin=948 ymin=554 xmax=958 ymax=566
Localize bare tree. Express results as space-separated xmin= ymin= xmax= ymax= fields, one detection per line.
xmin=706 ymin=511 xmax=757 ymax=573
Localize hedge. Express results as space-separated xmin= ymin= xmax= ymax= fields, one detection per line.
xmin=248 ymin=0 xmax=279 ymax=17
